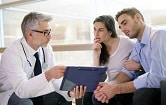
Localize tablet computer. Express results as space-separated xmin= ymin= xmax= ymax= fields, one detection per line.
xmin=60 ymin=66 xmax=107 ymax=92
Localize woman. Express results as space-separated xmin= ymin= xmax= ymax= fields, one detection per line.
xmin=83 ymin=15 xmax=142 ymax=105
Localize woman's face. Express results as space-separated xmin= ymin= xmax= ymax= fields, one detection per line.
xmin=93 ymin=22 xmax=111 ymax=43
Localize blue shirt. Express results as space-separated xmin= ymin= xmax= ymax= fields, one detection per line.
xmin=121 ymin=25 xmax=166 ymax=89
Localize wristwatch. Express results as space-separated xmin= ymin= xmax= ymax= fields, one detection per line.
xmin=67 ymin=91 xmax=71 ymax=97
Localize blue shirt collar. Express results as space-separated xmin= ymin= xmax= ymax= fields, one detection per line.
xmin=139 ymin=25 xmax=151 ymax=47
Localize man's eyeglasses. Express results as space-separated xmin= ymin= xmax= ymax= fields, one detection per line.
xmin=31 ymin=29 xmax=51 ymax=36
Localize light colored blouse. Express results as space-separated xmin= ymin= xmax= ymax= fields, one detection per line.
xmin=105 ymin=36 xmax=135 ymax=82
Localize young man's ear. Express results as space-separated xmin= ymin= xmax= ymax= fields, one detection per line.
xmin=135 ymin=13 xmax=142 ymax=21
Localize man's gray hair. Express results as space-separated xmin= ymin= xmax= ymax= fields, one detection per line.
xmin=21 ymin=12 xmax=52 ymax=38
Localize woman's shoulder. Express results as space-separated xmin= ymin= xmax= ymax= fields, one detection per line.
xmin=119 ymin=35 xmax=136 ymax=43
xmin=119 ymin=35 xmax=129 ymax=40
xmin=118 ymin=36 xmax=136 ymax=50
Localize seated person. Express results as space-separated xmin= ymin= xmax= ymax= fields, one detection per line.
xmin=0 ymin=12 xmax=86 ymax=105
xmin=93 ymin=7 xmax=165 ymax=105
xmin=83 ymin=15 xmax=142 ymax=105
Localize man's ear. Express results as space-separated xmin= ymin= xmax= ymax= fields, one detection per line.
xmin=27 ymin=29 xmax=32 ymax=36
xmin=135 ymin=13 xmax=142 ymax=21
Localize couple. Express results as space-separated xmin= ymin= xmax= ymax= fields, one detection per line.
xmin=84 ymin=7 xmax=166 ymax=105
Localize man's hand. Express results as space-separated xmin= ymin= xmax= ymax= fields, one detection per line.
xmin=69 ymin=86 xmax=87 ymax=99
xmin=124 ymin=59 xmax=141 ymax=70
xmin=45 ymin=65 xmax=66 ymax=81
xmin=94 ymin=82 xmax=119 ymax=103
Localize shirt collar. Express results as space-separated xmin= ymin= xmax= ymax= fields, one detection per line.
xmin=20 ymin=37 xmax=39 ymax=55
xmin=139 ymin=25 xmax=151 ymax=47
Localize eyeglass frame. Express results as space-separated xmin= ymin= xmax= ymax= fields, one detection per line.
xmin=31 ymin=29 xmax=51 ymax=36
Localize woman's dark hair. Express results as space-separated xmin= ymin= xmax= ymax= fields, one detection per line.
xmin=93 ymin=15 xmax=118 ymax=65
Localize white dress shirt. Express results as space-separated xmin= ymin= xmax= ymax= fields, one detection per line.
xmin=0 ymin=38 xmax=72 ymax=105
